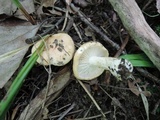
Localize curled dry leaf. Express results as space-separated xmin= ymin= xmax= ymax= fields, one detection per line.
xmin=128 ymin=80 xmax=140 ymax=96
xmin=128 ymin=78 xmax=151 ymax=97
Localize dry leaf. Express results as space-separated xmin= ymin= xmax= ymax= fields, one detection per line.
xmin=141 ymin=91 xmax=151 ymax=97
xmin=37 ymin=0 xmax=59 ymax=18
xmin=42 ymin=0 xmax=57 ymax=7
xmin=48 ymin=9 xmax=62 ymax=16
xmin=128 ymin=80 xmax=140 ymax=96
xmin=18 ymin=68 xmax=71 ymax=120
xmin=65 ymin=0 xmax=72 ymax=5
xmin=156 ymin=0 xmax=160 ymax=13
xmin=0 ymin=22 xmax=39 ymax=88
xmin=0 ymin=0 xmax=35 ymax=21
xmin=0 ymin=0 xmax=17 ymax=15
xmin=84 ymin=27 xmax=94 ymax=37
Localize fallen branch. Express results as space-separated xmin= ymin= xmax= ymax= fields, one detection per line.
xmin=108 ymin=0 xmax=160 ymax=71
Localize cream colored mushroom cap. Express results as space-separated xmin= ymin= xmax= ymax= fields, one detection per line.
xmin=73 ymin=41 xmax=109 ymax=80
xmin=32 ymin=33 xmax=75 ymax=66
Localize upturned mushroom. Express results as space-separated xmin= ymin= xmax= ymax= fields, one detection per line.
xmin=73 ymin=41 xmax=133 ymax=80
xmin=31 ymin=33 xmax=75 ymax=66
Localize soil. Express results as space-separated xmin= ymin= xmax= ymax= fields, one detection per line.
xmin=1 ymin=0 xmax=160 ymax=120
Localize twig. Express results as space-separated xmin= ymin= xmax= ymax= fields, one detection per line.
xmin=74 ymin=111 xmax=111 ymax=120
xmin=99 ymin=85 xmax=126 ymax=113
xmin=142 ymin=0 xmax=153 ymax=11
xmin=58 ymin=102 xmax=76 ymax=120
xmin=83 ymin=104 xmax=93 ymax=118
xmin=136 ymin=68 xmax=160 ymax=85
xmin=103 ymin=12 xmax=119 ymax=35
xmin=25 ymin=17 xmax=64 ymax=44
xmin=73 ymin=23 xmax=83 ymax=42
xmin=77 ymin=80 xmax=106 ymax=119
xmin=64 ymin=16 xmax=74 ymax=33
xmin=61 ymin=6 xmax=69 ymax=31
xmin=114 ymin=35 xmax=129 ymax=57
xmin=70 ymin=3 xmax=120 ymax=50
xmin=49 ymin=103 xmax=71 ymax=115
xmin=49 ymin=109 xmax=83 ymax=119
xmin=151 ymin=99 xmax=160 ymax=115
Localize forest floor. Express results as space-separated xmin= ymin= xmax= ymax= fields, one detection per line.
xmin=1 ymin=0 xmax=160 ymax=120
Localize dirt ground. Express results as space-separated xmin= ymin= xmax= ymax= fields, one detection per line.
xmin=1 ymin=0 xmax=160 ymax=120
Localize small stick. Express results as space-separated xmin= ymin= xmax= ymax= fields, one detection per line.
xmin=73 ymin=23 xmax=83 ymax=42
xmin=114 ymin=35 xmax=129 ymax=57
xmin=74 ymin=111 xmax=111 ymax=120
xmin=58 ymin=102 xmax=76 ymax=120
xmin=25 ymin=17 xmax=64 ymax=44
xmin=70 ymin=3 xmax=120 ymax=50
xmin=99 ymin=85 xmax=126 ymax=113
xmin=142 ymin=0 xmax=153 ymax=11
xmin=61 ymin=6 xmax=69 ymax=31
xmin=151 ymin=99 xmax=160 ymax=115
xmin=77 ymin=80 xmax=106 ymax=119
xmin=136 ymin=68 xmax=160 ymax=85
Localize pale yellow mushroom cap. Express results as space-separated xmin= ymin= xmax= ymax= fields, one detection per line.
xmin=31 ymin=33 xmax=75 ymax=66
xmin=73 ymin=41 xmax=109 ymax=80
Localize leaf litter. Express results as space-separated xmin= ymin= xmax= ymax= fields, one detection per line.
xmin=1 ymin=0 xmax=160 ymax=120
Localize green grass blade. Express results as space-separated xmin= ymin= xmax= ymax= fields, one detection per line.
xmin=128 ymin=60 xmax=154 ymax=67
xmin=0 ymin=41 xmax=44 ymax=119
xmin=120 ymin=53 xmax=155 ymax=67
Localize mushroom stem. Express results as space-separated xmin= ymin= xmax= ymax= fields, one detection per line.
xmin=89 ymin=56 xmax=133 ymax=80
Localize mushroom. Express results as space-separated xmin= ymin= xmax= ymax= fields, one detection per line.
xmin=73 ymin=41 xmax=133 ymax=80
xmin=31 ymin=33 xmax=75 ymax=66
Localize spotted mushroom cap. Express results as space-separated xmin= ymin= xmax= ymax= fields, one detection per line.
xmin=31 ymin=33 xmax=75 ymax=66
xmin=73 ymin=41 xmax=109 ymax=80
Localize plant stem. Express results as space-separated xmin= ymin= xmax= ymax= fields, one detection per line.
xmin=12 ymin=0 xmax=36 ymax=25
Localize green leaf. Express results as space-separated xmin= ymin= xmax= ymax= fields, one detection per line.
xmin=120 ymin=53 xmax=155 ymax=68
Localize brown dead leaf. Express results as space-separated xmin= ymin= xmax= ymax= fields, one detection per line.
xmin=128 ymin=78 xmax=151 ymax=97
xmin=128 ymin=80 xmax=140 ymax=96
xmin=141 ymin=91 xmax=151 ymax=97
xmin=42 ymin=0 xmax=57 ymax=7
